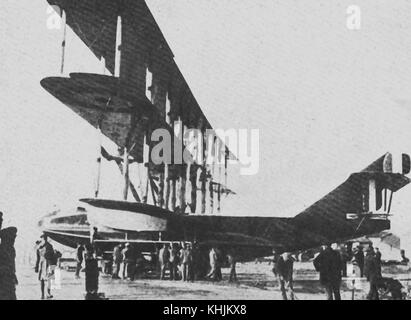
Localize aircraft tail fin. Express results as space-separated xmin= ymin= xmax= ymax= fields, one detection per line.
xmin=292 ymin=153 xmax=411 ymax=244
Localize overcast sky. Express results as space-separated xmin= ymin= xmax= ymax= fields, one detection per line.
xmin=2 ymin=0 xmax=411 ymax=252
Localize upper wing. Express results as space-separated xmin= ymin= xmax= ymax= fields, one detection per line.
xmin=44 ymin=0 xmax=234 ymax=160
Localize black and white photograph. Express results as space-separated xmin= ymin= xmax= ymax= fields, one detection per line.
xmin=1 ymin=0 xmax=411 ymax=305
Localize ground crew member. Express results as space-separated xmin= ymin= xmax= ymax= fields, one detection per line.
xmin=84 ymin=244 xmax=99 ymax=299
xmin=169 ymin=244 xmax=180 ymax=280
xmin=191 ymin=241 xmax=202 ymax=281
xmin=271 ymin=249 xmax=279 ymax=277
xmin=313 ymin=244 xmax=342 ymax=300
xmin=159 ymin=244 xmax=170 ymax=280
xmin=75 ymin=243 xmax=85 ymax=279
xmin=181 ymin=243 xmax=193 ymax=282
xmin=35 ymin=234 xmax=55 ymax=300
xmin=227 ymin=253 xmax=237 ymax=282
xmin=112 ymin=244 xmax=122 ymax=279
xmin=122 ymin=243 xmax=135 ymax=280
xmin=214 ymin=247 xmax=223 ymax=282
xmin=353 ymin=246 xmax=365 ymax=277
xmin=364 ymin=247 xmax=381 ymax=300
xmin=276 ymin=252 xmax=294 ymax=300
xmin=90 ymin=227 xmax=102 ymax=257
xmin=206 ymin=247 xmax=218 ymax=281
xmin=0 ymin=227 xmax=18 ymax=300
xmin=339 ymin=244 xmax=349 ymax=278
xmin=170 ymin=244 xmax=180 ymax=280
xmin=375 ymin=247 xmax=382 ymax=275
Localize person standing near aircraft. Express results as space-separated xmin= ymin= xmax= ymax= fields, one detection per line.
xmin=191 ymin=241 xmax=201 ymax=281
xmin=181 ymin=243 xmax=193 ymax=282
xmin=206 ymin=247 xmax=218 ymax=281
xmin=353 ymin=246 xmax=365 ymax=277
xmin=0 ymin=227 xmax=18 ymax=300
xmin=75 ymin=243 xmax=85 ymax=279
xmin=90 ymin=227 xmax=101 ymax=256
xmin=364 ymin=247 xmax=381 ymax=300
xmin=48 ymin=248 xmax=62 ymax=290
xmin=313 ymin=244 xmax=342 ymax=300
xmin=339 ymin=245 xmax=349 ymax=278
xmin=214 ymin=248 xmax=223 ymax=282
xmin=271 ymin=249 xmax=280 ymax=277
xmin=169 ymin=244 xmax=180 ymax=280
xmin=112 ymin=244 xmax=122 ymax=279
xmin=159 ymin=244 xmax=170 ymax=280
xmin=227 ymin=252 xmax=238 ymax=283
xmin=375 ymin=247 xmax=382 ymax=275
xmin=275 ymin=252 xmax=294 ymax=300
xmin=122 ymin=243 xmax=135 ymax=280
xmin=35 ymin=234 xmax=55 ymax=299
xmin=84 ymin=244 xmax=100 ymax=299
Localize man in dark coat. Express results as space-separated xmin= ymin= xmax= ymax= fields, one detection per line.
xmin=84 ymin=244 xmax=99 ymax=298
xmin=227 ymin=253 xmax=238 ymax=283
xmin=339 ymin=245 xmax=349 ymax=278
xmin=364 ymin=247 xmax=381 ymax=300
xmin=122 ymin=243 xmax=136 ymax=280
xmin=313 ymin=244 xmax=342 ymax=300
xmin=353 ymin=246 xmax=365 ymax=277
xmin=375 ymin=247 xmax=382 ymax=275
xmin=275 ymin=252 xmax=294 ymax=300
xmin=169 ymin=244 xmax=180 ymax=281
xmin=0 ymin=227 xmax=18 ymax=300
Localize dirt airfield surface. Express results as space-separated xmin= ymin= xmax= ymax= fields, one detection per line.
xmin=15 ymin=262 xmax=411 ymax=300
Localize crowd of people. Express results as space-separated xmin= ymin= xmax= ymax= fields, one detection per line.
xmin=87 ymin=241 xmax=237 ymax=283
xmin=272 ymin=242 xmax=396 ymax=300
xmin=76 ymin=236 xmax=406 ymax=300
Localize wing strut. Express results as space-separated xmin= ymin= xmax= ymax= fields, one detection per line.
xmin=114 ymin=15 xmax=122 ymax=78
xmin=122 ymin=146 xmax=129 ymax=200
xmin=94 ymin=121 xmax=103 ymax=198
xmin=60 ymin=9 xmax=67 ymax=74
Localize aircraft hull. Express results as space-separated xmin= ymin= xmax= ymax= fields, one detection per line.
xmin=40 ymin=198 xmax=391 ymax=261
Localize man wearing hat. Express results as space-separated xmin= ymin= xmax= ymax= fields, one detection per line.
xmin=35 ymin=234 xmax=55 ymax=299
xmin=313 ymin=243 xmax=343 ymax=300
xmin=364 ymin=246 xmax=381 ymax=300
xmin=275 ymin=252 xmax=295 ymax=300
xmin=0 ymin=227 xmax=18 ymax=300
xmin=159 ymin=243 xmax=171 ymax=280
xmin=122 ymin=243 xmax=136 ymax=280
